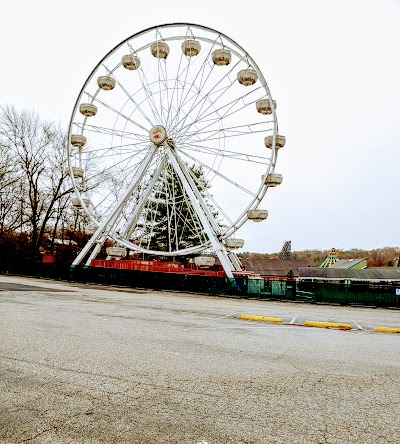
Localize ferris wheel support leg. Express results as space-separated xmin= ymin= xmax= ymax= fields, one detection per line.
xmin=85 ymin=242 xmax=103 ymax=266
xmin=228 ymin=252 xmax=243 ymax=271
xmin=123 ymin=159 xmax=166 ymax=240
xmin=72 ymin=209 xmax=121 ymax=267
xmin=84 ymin=208 xmax=127 ymax=266
xmin=165 ymin=147 xmax=235 ymax=279
xmin=72 ymin=145 xmax=158 ymax=267
xmin=173 ymin=153 xmax=221 ymax=234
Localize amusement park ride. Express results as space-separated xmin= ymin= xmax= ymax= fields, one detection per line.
xmin=67 ymin=24 xmax=285 ymax=278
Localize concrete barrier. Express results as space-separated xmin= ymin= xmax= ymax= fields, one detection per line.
xmin=374 ymin=326 xmax=400 ymax=334
xmin=239 ymin=314 xmax=400 ymax=334
xmin=304 ymin=321 xmax=352 ymax=330
xmin=240 ymin=314 xmax=283 ymax=323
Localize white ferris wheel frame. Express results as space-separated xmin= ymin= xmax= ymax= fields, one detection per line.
xmin=67 ymin=23 xmax=281 ymax=278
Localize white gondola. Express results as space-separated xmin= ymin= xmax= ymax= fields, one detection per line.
xmin=71 ymin=166 xmax=84 ymax=178
xmin=225 ymin=238 xmax=244 ymax=249
xmin=72 ymin=197 xmax=90 ymax=208
xmin=212 ymin=48 xmax=231 ymax=66
xmin=264 ymin=173 xmax=283 ymax=187
xmin=79 ymin=103 xmax=97 ymax=117
xmin=247 ymin=209 xmax=268 ymax=222
xmin=106 ymin=246 xmax=127 ymax=257
xmin=194 ymin=256 xmax=215 ymax=267
xmin=85 ymin=224 xmax=97 ymax=235
xmin=97 ymin=76 xmax=115 ymax=90
xmin=122 ymin=54 xmax=140 ymax=70
xmin=264 ymin=135 xmax=286 ymax=149
xmin=256 ymin=99 xmax=277 ymax=115
xmin=151 ymin=41 xmax=170 ymax=59
xmin=237 ymin=69 xmax=258 ymax=86
xmin=181 ymin=39 xmax=201 ymax=56
xmin=71 ymin=134 xmax=87 ymax=148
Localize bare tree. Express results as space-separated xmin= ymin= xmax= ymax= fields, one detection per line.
xmin=0 ymin=106 xmax=74 ymax=259
xmin=0 ymin=142 xmax=22 ymax=229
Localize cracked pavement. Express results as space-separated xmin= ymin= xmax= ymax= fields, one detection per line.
xmin=0 ymin=276 xmax=399 ymax=443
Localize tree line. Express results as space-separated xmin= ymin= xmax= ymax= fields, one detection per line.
xmin=0 ymin=105 xmax=398 ymax=270
xmin=238 ymin=247 xmax=400 ymax=268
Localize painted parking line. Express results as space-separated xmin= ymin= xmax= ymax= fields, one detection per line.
xmin=352 ymin=320 xmax=364 ymax=330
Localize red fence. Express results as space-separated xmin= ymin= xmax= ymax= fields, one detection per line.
xmin=41 ymin=254 xmax=55 ymax=263
xmin=90 ymin=259 xmax=226 ymax=277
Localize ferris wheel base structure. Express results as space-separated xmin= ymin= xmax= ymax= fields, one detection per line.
xmin=67 ymin=24 xmax=285 ymax=279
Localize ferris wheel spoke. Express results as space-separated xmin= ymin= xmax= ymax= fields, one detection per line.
xmin=169 ymin=62 xmax=216 ymax=137
xmin=82 ymin=141 xmax=150 ymax=156
xmin=178 ymin=201 xmax=206 ymax=246
xmin=87 ymin=93 xmax=150 ymax=134
xmin=145 ymin=192 xmax=162 ymax=250
xmin=166 ymin=166 xmax=177 ymax=251
xmin=181 ymin=79 xmax=237 ymax=140
xmin=187 ymin=167 xmax=234 ymax=227
xmin=125 ymin=41 xmax=163 ymax=124
xmin=74 ymin=123 xmax=148 ymax=143
xmin=186 ymin=163 xmax=233 ymax=227
xmin=161 ymin=56 xmax=174 ymax=132
xmin=171 ymin=58 xmax=195 ymax=111
xmin=181 ymin=121 xmax=272 ymax=143
xmin=179 ymin=83 xmax=248 ymax=144
xmin=169 ymin=36 xmax=220 ymax=133
xmin=179 ymin=142 xmax=270 ymax=165
xmin=102 ymin=68 xmax=156 ymax=129
xmin=123 ymin=157 xmax=166 ymax=239
xmin=89 ymin=164 xmax=143 ymax=220
xmin=171 ymin=59 xmax=241 ymax=136
xmin=177 ymin=85 xmax=265 ymax=139
xmin=198 ymin=85 xmax=265 ymax=124
xmin=165 ymin=54 xmax=189 ymax=129
xmin=84 ymin=149 xmax=148 ymax=189
xmin=178 ymin=150 xmax=256 ymax=197
xmin=172 ymin=178 xmax=208 ymax=247
xmin=90 ymin=189 xmax=116 ymax=213
xmin=85 ymin=155 xmax=143 ymax=174
xmin=173 ymin=171 xmax=207 ymax=248
xmin=181 ymin=125 xmax=273 ymax=146
xmin=155 ymin=54 xmax=169 ymax=125
xmin=135 ymin=67 xmax=164 ymax=124
xmin=86 ymin=142 xmax=150 ymax=158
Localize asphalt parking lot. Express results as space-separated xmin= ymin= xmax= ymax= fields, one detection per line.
xmin=0 ymin=275 xmax=399 ymax=443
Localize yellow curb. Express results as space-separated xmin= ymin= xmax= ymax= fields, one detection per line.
xmin=240 ymin=314 xmax=283 ymax=323
xmin=374 ymin=326 xmax=400 ymax=334
xmin=304 ymin=321 xmax=352 ymax=330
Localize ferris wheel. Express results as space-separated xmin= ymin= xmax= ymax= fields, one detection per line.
xmin=67 ymin=23 xmax=285 ymax=278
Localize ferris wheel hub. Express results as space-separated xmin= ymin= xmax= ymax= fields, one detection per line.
xmin=149 ymin=125 xmax=167 ymax=145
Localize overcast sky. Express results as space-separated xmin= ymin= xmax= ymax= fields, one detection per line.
xmin=1 ymin=0 xmax=399 ymax=253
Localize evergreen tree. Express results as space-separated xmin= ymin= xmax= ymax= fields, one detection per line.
xmin=135 ymin=162 xmax=217 ymax=253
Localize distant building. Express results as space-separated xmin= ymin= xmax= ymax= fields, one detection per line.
xmin=299 ymin=267 xmax=400 ymax=282
xmin=242 ymin=258 xmax=310 ymax=277
xmin=328 ymin=258 xmax=367 ymax=269
xmin=319 ymin=248 xmax=340 ymax=268
xmin=319 ymin=248 xmax=367 ymax=270
xmin=278 ymin=240 xmax=292 ymax=260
